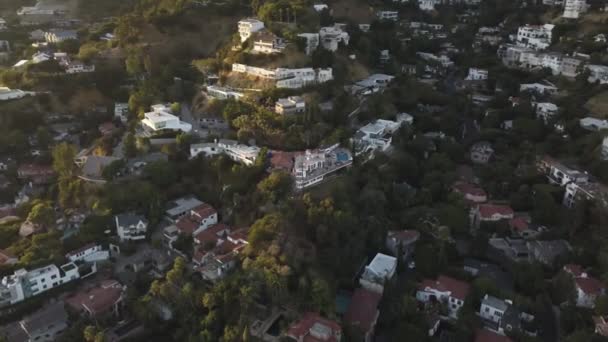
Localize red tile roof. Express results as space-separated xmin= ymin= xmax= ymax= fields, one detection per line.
xmin=475 ymin=329 xmax=513 ymax=342
xmin=575 ymin=276 xmax=605 ymax=295
xmin=344 ymin=288 xmax=381 ymax=334
xmin=98 ymin=122 xmax=116 ymax=136
xmin=387 ymin=230 xmax=420 ymax=243
xmin=269 ymin=151 xmax=298 ymax=171
xmin=509 ymin=217 xmax=529 ymax=232
xmin=452 ymin=181 xmax=487 ymax=198
xmin=287 ymin=312 xmax=342 ymax=342
xmin=477 ymin=204 xmax=514 ymax=220
xmin=193 ymin=223 xmax=231 ymax=245
xmin=66 ymin=280 xmax=123 ymax=316
xmin=563 ymin=264 xmax=584 ymax=277
xmin=419 ymin=275 xmax=470 ymax=301
xmin=0 ymin=249 xmax=17 ymax=265
xmin=175 ymin=216 xmax=199 ymax=235
xmin=191 ymin=203 xmax=217 ymax=220
xmin=594 ymin=316 xmax=608 ymax=337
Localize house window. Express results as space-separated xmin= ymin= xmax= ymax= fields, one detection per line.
xmin=485 ymin=307 xmax=490 ymax=312
xmin=51 ymin=275 xmax=57 ymax=279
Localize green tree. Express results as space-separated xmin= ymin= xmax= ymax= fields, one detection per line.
xmin=36 ymin=127 xmax=51 ymax=147
xmin=27 ymin=201 xmax=54 ymax=227
xmin=52 ymin=143 xmax=78 ymax=178
xmin=257 ymin=171 xmax=293 ymax=203
xmin=123 ymin=132 xmax=137 ymax=158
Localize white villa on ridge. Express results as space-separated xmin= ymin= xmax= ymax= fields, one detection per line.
xmin=0 ymin=262 xmax=83 ymax=307
xmin=319 ymin=24 xmax=349 ymax=52
xmin=293 ymin=145 xmax=352 ymax=189
xmin=563 ymin=0 xmax=588 ymax=19
xmin=275 ymin=96 xmax=306 ymax=115
xmin=516 ymin=24 xmax=554 ymax=50
xmin=465 ymin=68 xmax=488 ymax=81
xmin=352 ymin=113 xmax=413 ymax=156
xmin=141 ymin=104 xmax=192 ymax=134
xmin=231 ymin=64 xmax=333 ymax=89
xmin=190 ymin=140 xmax=261 ymax=166
xmin=238 ymin=18 xmax=265 ymax=43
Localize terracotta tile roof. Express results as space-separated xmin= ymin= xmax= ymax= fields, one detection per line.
xmin=66 ymin=280 xmax=123 ymax=316
xmin=387 ymin=230 xmax=420 ymax=243
xmin=175 ymin=216 xmax=199 ymax=235
xmin=269 ymin=151 xmax=298 ymax=171
xmin=594 ymin=316 xmax=608 ymax=337
xmin=509 ymin=217 xmax=529 ymax=232
xmin=475 ymin=329 xmax=513 ymax=342
xmin=0 ymin=249 xmax=17 ymax=265
xmin=563 ymin=264 xmax=584 ymax=277
xmin=477 ymin=204 xmax=514 ymax=220
xmin=419 ymin=275 xmax=470 ymax=301
xmin=191 ymin=203 xmax=217 ymax=220
xmin=287 ymin=312 xmax=342 ymax=342
xmin=344 ymin=288 xmax=381 ymax=334
xmin=452 ymin=181 xmax=487 ymax=198
xmin=575 ymin=276 xmax=605 ymax=295
xmin=193 ymin=223 xmax=230 ymax=245
xmin=98 ymin=122 xmax=116 ymax=136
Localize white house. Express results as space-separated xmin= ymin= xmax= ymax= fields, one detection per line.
xmin=275 ymin=96 xmax=306 ymax=115
xmin=206 ymin=85 xmax=244 ymax=100
xmin=190 ymin=140 xmax=260 ymax=166
xmin=65 ymin=61 xmax=95 ymax=74
xmin=297 ymin=33 xmax=320 ymax=55
xmin=0 ymin=263 xmax=81 ymax=306
xmin=252 ymin=30 xmax=285 ymax=54
xmin=238 ymin=18 xmax=264 ymax=43
xmin=516 ymin=24 xmax=554 ymax=50
xmin=419 ymin=0 xmax=441 ymax=11
xmin=114 ymin=103 xmax=129 ymax=123
xmin=293 ymin=145 xmax=352 ymax=189
xmin=275 ymin=68 xmax=334 ymax=89
xmin=465 ymin=68 xmax=488 ymax=81
xmin=115 ymin=213 xmax=148 ymax=242
xmin=563 ymin=0 xmax=588 ymax=19
xmin=65 ymin=243 xmax=110 ymax=263
xmin=359 ymin=253 xmax=397 ymax=294
xmin=537 ymin=156 xmax=589 ymax=187
xmin=520 ymin=81 xmax=558 ymax=95
xmin=580 ymin=117 xmax=608 ymax=131
xmin=376 ymin=11 xmax=398 ymax=21
xmin=480 ymin=294 xmax=509 ymax=324
xmin=587 ymin=65 xmax=608 ymax=84
xmin=319 ymin=25 xmax=349 ymax=51
xmin=353 ymin=115 xmax=409 ymax=155
xmin=470 ymin=141 xmax=494 ymax=164
xmin=0 ymin=18 xmax=7 ymax=31
xmin=532 ymin=102 xmax=559 ymax=123
xmin=0 ymin=87 xmax=28 ymax=101
xmin=44 ymin=30 xmax=77 ymax=43
xmin=416 ymin=275 xmax=470 ymax=318
xmin=564 ymin=265 xmax=605 ymax=308
xmin=141 ymin=104 xmax=192 ymax=134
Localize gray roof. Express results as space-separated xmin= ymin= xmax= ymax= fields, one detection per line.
xmin=115 ymin=213 xmax=147 ymax=227
xmin=21 ymin=301 xmax=67 ymax=333
xmin=482 ymin=295 xmax=508 ymax=312
xmin=165 ymin=196 xmax=203 ymax=218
